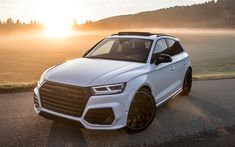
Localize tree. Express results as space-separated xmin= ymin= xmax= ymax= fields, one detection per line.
xmin=6 ymin=18 xmax=14 ymax=25
xmin=15 ymin=20 xmax=21 ymax=25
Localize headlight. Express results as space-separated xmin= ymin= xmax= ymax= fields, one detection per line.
xmin=91 ymin=83 xmax=126 ymax=95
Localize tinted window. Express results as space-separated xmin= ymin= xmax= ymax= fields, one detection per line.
xmin=153 ymin=39 xmax=168 ymax=54
xmin=85 ymin=38 xmax=153 ymax=63
xmin=166 ymin=39 xmax=184 ymax=56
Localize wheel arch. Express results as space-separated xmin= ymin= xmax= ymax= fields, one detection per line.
xmin=139 ymin=85 xmax=152 ymax=94
xmin=188 ymin=66 xmax=192 ymax=72
xmin=123 ymin=82 xmax=154 ymax=125
xmin=125 ymin=83 xmax=154 ymax=111
xmin=124 ymin=84 xmax=156 ymax=132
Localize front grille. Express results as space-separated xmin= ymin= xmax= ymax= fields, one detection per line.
xmin=39 ymin=81 xmax=91 ymax=117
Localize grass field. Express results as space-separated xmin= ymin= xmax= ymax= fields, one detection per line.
xmin=0 ymin=29 xmax=235 ymax=90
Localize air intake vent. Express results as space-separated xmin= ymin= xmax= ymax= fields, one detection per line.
xmin=84 ymin=108 xmax=115 ymax=125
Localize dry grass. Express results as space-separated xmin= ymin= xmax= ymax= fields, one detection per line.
xmin=0 ymin=29 xmax=234 ymax=92
xmin=193 ymin=72 xmax=235 ymax=80
xmin=0 ymin=82 xmax=36 ymax=93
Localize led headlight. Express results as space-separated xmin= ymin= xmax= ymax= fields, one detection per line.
xmin=91 ymin=83 xmax=126 ymax=95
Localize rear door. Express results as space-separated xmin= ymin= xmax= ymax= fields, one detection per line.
xmin=166 ymin=39 xmax=186 ymax=92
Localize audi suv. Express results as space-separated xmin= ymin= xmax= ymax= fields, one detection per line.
xmin=34 ymin=32 xmax=192 ymax=132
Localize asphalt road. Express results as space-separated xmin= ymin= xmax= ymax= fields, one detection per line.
xmin=0 ymin=79 xmax=235 ymax=147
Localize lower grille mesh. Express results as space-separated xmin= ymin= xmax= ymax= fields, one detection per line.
xmin=39 ymin=81 xmax=90 ymax=117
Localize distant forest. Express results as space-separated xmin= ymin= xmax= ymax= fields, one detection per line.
xmin=76 ymin=0 xmax=235 ymax=30
xmin=0 ymin=0 xmax=235 ymax=33
xmin=0 ymin=18 xmax=42 ymax=33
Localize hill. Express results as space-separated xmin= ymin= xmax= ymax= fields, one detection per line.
xmin=77 ymin=0 xmax=235 ymax=30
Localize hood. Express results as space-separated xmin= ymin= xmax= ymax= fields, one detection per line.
xmin=44 ymin=58 xmax=146 ymax=87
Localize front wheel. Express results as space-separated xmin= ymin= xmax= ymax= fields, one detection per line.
xmin=180 ymin=68 xmax=192 ymax=96
xmin=124 ymin=88 xmax=156 ymax=133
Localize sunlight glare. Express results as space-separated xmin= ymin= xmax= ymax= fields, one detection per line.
xmin=40 ymin=0 xmax=77 ymax=37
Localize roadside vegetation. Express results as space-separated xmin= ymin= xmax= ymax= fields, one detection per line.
xmin=0 ymin=82 xmax=36 ymax=93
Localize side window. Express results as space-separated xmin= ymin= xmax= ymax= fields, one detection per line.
xmin=153 ymin=39 xmax=168 ymax=54
xmin=166 ymin=39 xmax=184 ymax=56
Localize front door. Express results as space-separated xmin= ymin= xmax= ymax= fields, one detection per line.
xmin=149 ymin=39 xmax=176 ymax=104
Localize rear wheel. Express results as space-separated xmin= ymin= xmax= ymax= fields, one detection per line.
xmin=180 ymin=68 xmax=192 ymax=96
xmin=125 ymin=88 xmax=156 ymax=133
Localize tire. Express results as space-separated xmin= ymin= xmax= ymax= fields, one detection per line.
xmin=180 ymin=68 xmax=192 ymax=96
xmin=124 ymin=88 xmax=156 ymax=133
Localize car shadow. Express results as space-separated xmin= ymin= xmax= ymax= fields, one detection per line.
xmin=186 ymin=95 xmax=235 ymax=124
xmin=44 ymin=96 xmax=196 ymax=147
xmin=45 ymin=92 xmax=235 ymax=147
xmin=47 ymin=122 xmax=88 ymax=147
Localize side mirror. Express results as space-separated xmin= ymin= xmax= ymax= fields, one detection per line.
xmin=83 ymin=49 xmax=91 ymax=57
xmin=152 ymin=54 xmax=172 ymax=65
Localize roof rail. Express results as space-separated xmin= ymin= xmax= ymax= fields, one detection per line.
xmin=111 ymin=32 xmax=176 ymax=38
xmin=112 ymin=32 xmax=152 ymax=36
xmin=155 ymin=33 xmax=176 ymax=38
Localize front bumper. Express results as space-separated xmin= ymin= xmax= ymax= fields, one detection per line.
xmin=34 ymin=86 xmax=136 ymax=130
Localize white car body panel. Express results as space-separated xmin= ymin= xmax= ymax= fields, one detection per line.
xmin=45 ymin=58 xmax=139 ymax=86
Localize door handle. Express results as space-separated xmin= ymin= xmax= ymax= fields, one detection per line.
xmin=170 ymin=66 xmax=175 ymax=71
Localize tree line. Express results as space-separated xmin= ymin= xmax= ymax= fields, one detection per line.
xmin=1 ymin=0 xmax=235 ymax=33
xmin=0 ymin=18 xmax=42 ymax=33
xmin=76 ymin=0 xmax=235 ymax=30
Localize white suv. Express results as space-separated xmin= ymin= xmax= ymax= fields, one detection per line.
xmin=34 ymin=32 xmax=192 ymax=132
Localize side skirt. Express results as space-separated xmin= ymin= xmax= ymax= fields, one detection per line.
xmin=156 ymin=88 xmax=182 ymax=107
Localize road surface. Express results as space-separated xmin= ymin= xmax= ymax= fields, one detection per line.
xmin=0 ymin=79 xmax=235 ymax=147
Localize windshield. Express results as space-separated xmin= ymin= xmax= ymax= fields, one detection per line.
xmin=85 ymin=38 xmax=153 ymax=63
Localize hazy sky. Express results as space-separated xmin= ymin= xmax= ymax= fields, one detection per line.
xmin=0 ymin=0 xmax=211 ymax=23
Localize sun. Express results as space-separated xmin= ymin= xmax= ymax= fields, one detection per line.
xmin=44 ymin=17 xmax=73 ymax=37
xmin=39 ymin=0 xmax=77 ymax=37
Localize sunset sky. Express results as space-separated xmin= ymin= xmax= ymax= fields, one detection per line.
xmin=1 ymin=0 xmax=211 ymax=24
